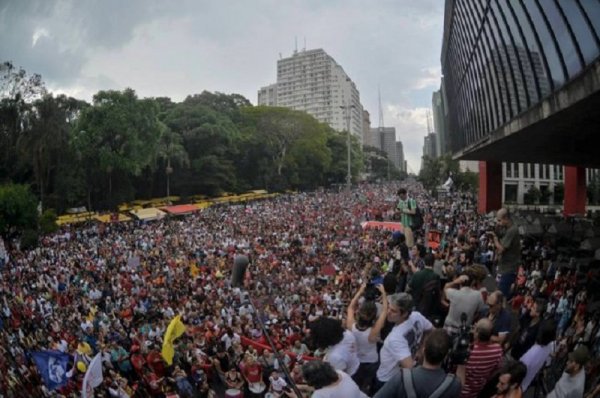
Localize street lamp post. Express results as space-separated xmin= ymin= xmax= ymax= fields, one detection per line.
xmin=341 ymin=104 xmax=355 ymax=190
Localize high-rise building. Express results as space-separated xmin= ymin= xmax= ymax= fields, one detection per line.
xmin=441 ymin=0 xmax=600 ymax=214
xmin=423 ymin=133 xmax=437 ymax=159
xmin=432 ymin=88 xmax=447 ymax=157
xmin=362 ymin=110 xmax=371 ymax=147
xmin=374 ymin=127 xmax=397 ymax=168
xmin=396 ymin=141 xmax=405 ymax=172
xmin=257 ymin=83 xmax=278 ymax=106
xmin=258 ymin=48 xmax=364 ymax=138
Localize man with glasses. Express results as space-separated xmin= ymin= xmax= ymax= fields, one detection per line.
xmin=487 ymin=291 xmax=512 ymax=346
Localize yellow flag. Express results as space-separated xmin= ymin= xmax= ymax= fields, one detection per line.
xmin=189 ymin=261 xmax=199 ymax=278
xmin=161 ymin=315 xmax=186 ymax=365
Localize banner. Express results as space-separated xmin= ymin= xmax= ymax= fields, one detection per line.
xmin=82 ymin=353 xmax=103 ymax=398
xmin=31 ymin=350 xmax=71 ymax=390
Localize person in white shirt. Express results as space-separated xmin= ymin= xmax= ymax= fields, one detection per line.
xmin=547 ymin=345 xmax=589 ymax=398
xmin=519 ymin=319 xmax=556 ymax=392
xmin=346 ymin=283 xmax=388 ymax=394
xmin=301 ymin=360 xmax=367 ymax=398
xmin=309 ymin=317 xmax=360 ymax=377
xmin=269 ymin=370 xmax=288 ymax=396
xmin=375 ymin=292 xmax=433 ymax=390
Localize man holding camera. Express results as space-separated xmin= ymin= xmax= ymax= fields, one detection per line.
xmin=488 ymin=208 xmax=521 ymax=300
xmin=457 ymin=318 xmax=503 ymax=398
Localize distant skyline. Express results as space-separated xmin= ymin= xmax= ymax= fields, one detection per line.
xmin=0 ymin=0 xmax=444 ymax=172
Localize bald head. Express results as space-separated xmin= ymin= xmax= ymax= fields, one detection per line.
xmin=475 ymin=318 xmax=493 ymax=342
xmin=496 ymin=208 xmax=512 ymax=226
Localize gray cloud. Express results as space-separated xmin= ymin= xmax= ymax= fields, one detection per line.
xmin=1 ymin=0 xmax=444 ymax=171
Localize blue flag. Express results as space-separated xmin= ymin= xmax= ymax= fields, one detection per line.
xmin=31 ymin=350 xmax=71 ymax=390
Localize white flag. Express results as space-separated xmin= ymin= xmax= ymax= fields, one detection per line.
xmin=82 ymin=353 xmax=103 ymax=398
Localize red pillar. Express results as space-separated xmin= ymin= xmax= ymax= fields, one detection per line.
xmin=564 ymin=166 xmax=586 ymax=216
xmin=478 ymin=161 xmax=502 ymax=214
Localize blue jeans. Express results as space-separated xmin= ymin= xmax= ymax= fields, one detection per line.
xmin=498 ymin=272 xmax=517 ymax=300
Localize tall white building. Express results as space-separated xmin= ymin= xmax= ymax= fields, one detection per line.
xmin=258 ymin=48 xmax=364 ymax=138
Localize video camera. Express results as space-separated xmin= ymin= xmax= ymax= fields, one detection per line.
xmin=448 ymin=313 xmax=472 ymax=366
xmin=364 ymin=269 xmax=384 ymax=301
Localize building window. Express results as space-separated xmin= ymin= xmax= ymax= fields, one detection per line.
xmin=514 ymin=163 xmax=520 ymax=178
xmin=506 ymin=162 xmax=512 ymax=178
xmin=524 ymin=163 xmax=529 ymax=178
xmin=505 ymin=184 xmax=518 ymax=203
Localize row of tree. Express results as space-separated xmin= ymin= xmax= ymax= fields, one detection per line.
xmin=418 ymin=154 xmax=479 ymax=193
xmin=1 ymin=61 xmax=401 ymax=215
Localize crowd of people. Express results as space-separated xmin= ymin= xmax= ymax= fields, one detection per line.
xmin=0 ymin=180 xmax=599 ymax=398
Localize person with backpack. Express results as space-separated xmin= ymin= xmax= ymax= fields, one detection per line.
xmin=408 ymin=253 xmax=442 ymax=325
xmin=396 ymin=188 xmax=421 ymax=248
xmin=374 ymin=329 xmax=461 ymax=398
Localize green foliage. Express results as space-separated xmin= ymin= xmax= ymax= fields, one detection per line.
xmin=0 ymin=184 xmax=38 ymax=237
xmin=587 ymin=174 xmax=600 ymax=205
xmin=1 ymin=62 xmax=373 ymax=212
xmin=39 ymin=209 xmax=58 ymax=235
xmin=554 ymin=183 xmax=564 ymax=204
xmin=418 ymin=155 xmax=478 ymax=193
xmin=362 ymin=145 xmax=404 ymax=181
xmin=20 ymin=229 xmax=39 ymax=250
xmin=524 ymin=186 xmax=541 ymax=205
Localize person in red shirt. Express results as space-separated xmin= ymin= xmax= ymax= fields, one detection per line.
xmin=457 ymin=318 xmax=503 ymax=398
xmin=242 ymin=355 xmax=265 ymax=396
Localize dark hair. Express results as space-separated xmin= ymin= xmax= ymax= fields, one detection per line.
xmin=356 ymin=301 xmax=377 ymax=329
xmin=424 ymin=329 xmax=450 ymax=366
xmin=424 ymin=253 xmax=435 ymax=267
xmin=308 ymin=317 xmax=344 ymax=350
xmin=302 ymin=360 xmax=339 ymax=389
xmin=397 ymin=188 xmax=407 ymax=195
xmin=500 ymin=360 xmax=527 ymax=386
xmin=534 ymin=298 xmax=548 ymax=316
xmin=536 ymin=320 xmax=557 ymax=346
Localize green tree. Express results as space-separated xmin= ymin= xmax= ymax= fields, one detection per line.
xmin=524 ymin=186 xmax=541 ymax=205
xmin=0 ymin=61 xmax=47 ymax=183
xmin=156 ymin=124 xmax=189 ymax=198
xmin=74 ymin=89 xmax=162 ymax=208
xmin=554 ymin=183 xmax=564 ymax=204
xmin=0 ymin=184 xmax=38 ymax=238
xmin=163 ymin=99 xmax=241 ymax=195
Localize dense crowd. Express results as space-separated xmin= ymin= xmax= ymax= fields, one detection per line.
xmin=0 ymin=181 xmax=599 ymax=398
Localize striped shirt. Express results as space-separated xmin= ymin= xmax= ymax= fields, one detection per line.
xmin=461 ymin=342 xmax=503 ymax=398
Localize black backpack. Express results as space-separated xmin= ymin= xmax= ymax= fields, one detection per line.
xmin=417 ymin=276 xmax=441 ymax=321
xmin=409 ymin=201 xmax=424 ymax=230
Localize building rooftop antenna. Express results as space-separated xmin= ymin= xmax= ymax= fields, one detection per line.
xmin=294 ymin=36 xmax=298 ymax=54
xmin=378 ymin=85 xmax=384 ymax=129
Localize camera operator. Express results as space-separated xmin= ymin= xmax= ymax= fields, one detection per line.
xmin=456 ymin=318 xmax=503 ymax=398
xmin=443 ymin=265 xmax=486 ymax=336
xmin=488 ymin=208 xmax=521 ymax=300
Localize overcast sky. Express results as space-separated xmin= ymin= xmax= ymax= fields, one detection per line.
xmin=1 ymin=0 xmax=444 ymax=173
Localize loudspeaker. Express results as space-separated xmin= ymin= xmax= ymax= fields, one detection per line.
xmin=231 ymin=255 xmax=249 ymax=287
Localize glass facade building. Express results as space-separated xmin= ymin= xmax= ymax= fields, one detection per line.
xmin=442 ymin=0 xmax=600 ymax=153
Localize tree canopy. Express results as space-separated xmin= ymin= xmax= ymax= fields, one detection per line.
xmin=0 ymin=63 xmax=380 ymax=218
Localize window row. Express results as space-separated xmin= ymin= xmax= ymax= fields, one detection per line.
xmin=444 ymin=0 xmax=600 ymax=152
